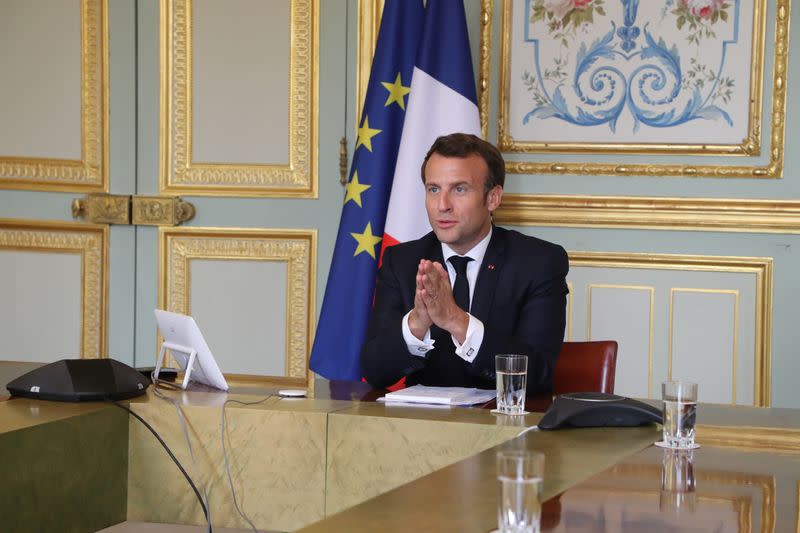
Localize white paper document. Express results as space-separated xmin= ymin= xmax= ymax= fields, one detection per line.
xmin=380 ymin=385 xmax=496 ymax=406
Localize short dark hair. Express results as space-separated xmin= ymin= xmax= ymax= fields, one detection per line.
xmin=420 ymin=133 xmax=505 ymax=193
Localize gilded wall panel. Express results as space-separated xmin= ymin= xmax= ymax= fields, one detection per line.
xmin=568 ymin=252 xmax=772 ymax=406
xmin=0 ymin=220 xmax=108 ymax=359
xmin=0 ymin=0 xmax=108 ymax=191
xmin=160 ymin=0 xmax=319 ymax=197
xmin=159 ymin=227 xmax=316 ymax=386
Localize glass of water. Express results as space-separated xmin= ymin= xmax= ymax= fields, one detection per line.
xmin=496 ymin=355 xmax=528 ymax=415
xmin=497 ymin=450 xmax=544 ymax=533
xmin=661 ymin=380 xmax=698 ymax=449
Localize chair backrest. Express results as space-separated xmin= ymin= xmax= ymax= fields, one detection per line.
xmin=552 ymin=341 xmax=618 ymax=395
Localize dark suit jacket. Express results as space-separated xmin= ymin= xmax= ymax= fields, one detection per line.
xmin=360 ymin=226 xmax=568 ymax=393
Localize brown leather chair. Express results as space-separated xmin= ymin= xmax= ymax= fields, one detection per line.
xmin=552 ymin=341 xmax=618 ymax=395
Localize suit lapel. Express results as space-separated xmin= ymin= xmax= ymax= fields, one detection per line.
xmin=470 ymin=226 xmax=506 ymax=322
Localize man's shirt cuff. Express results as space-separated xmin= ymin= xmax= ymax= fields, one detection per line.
xmin=402 ymin=310 xmax=434 ymax=357
xmin=452 ymin=314 xmax=484 ymax=363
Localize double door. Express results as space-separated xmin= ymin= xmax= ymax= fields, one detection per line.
xmin=0 ymin=0 xmax=348 ymax=387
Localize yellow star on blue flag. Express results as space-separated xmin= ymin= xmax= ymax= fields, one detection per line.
xmin=356 ymin=116 xmax=382 ymax=152
xmin=344 ymin=171 xmax=371 ymax=207
xmin=381 ymin=73 xmax=411 ymax=110
xmin=309 ymin=0 xmax=425 ymax=381
xmin=351 ymin=222 xmax=382 ymax=259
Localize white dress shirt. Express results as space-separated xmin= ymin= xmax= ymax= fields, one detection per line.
xmin=401 ymin=228 xmax=492 ymax=363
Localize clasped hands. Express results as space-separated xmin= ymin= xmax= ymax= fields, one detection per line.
xmin=408 ymin=259 xmax=469 ymax=344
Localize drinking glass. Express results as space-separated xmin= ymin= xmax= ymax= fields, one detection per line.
xmin=661 ymin=380 xmax=698 ymax=449
xmin=497 ymin=450 xmax=544 ymax=533
xmin=496 ymin=355 xmax=528 ymax=415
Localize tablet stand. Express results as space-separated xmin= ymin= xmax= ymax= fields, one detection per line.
xmin=155 ymin=340 xmax=197 ymax=390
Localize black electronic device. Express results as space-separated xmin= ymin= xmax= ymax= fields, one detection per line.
xmin=6 ymin=359 xmax=151 ymax=402
xmin=538 ymin=392 xmax=662 ymax=430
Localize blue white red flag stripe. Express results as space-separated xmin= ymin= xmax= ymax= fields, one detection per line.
xmin=383 ymin=0 xmax=481 ymax=247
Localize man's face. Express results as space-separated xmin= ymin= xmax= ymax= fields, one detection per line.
xmin=423 ymin=153 xmax=502 ymax=255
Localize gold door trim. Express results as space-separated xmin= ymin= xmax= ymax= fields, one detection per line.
xmin=160 ymin=0 xmax=319 ymax=197
xmin=587 ymin=284 xmax=655 ymax=398
xmin=0 ymin=0 xmax=109 ymax=192
xmin=495 ymin=194 xmax=800 ymax=234
xmin=159 ymin=227 xmax=316 ymax=387
xmin=569 ymin=252 xmax=772 ymax=406
xmin=668 ymin=288 xmax=740 ymax=404
xmin=356 ymin=0 xmax=385 ymax=128
xmin=0 ymin=219 xmax=108 ymax=358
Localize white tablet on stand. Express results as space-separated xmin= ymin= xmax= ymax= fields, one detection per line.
xmin=154 ymin=309 xmax=229 ymax=391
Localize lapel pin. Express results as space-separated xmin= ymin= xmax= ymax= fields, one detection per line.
xmin=487 ymin=264 xmax=495 ymax=270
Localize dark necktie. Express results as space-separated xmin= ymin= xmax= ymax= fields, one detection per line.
xmin=448 ymin=256 xmax=473 ymax=313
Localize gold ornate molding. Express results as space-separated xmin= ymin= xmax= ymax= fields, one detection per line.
xmin=0 ymin=219 xmax=108 ymax=358
xmin=72 ymin=194 xmax=131 ymax=225
xmin=356 ymin=0 xmax=385 ymax=128
xmin=0 ymin=0 xmax=108 ymax=191
xmin=483 ymin=0 xmax=789 ymax=177
xmin=160 ymin=0 xmax=319 ymax=197
xmin=159 ymin=227 xmax=316 ymax=386
xmin=495 ymin=194 xmax=800 ymax=234
xmin=479 ymin=0 xmax=492 ymax=140
xmin=569 ymin=252 xmax=772 ymax=406
xmin=131 ymin=196 xmax=195 ymax=226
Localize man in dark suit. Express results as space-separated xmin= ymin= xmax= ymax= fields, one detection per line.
xmin=360 ymin=133 xmax=568 ymax=394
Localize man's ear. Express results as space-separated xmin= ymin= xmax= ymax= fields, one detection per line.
xmin=487 ymin=186 xmax=503 ymax=212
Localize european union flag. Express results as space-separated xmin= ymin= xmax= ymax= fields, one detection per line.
xmin=309 ymin=0 xmax=424 ymax=381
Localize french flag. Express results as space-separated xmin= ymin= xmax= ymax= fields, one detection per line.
xmin=381 ymin=0 xmax=482 ymax=252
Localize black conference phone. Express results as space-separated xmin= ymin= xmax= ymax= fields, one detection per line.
xmin=538 ymin=392 xmax=662 ymax=430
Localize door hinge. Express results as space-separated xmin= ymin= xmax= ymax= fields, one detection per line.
xmin=339 ymin=136 xmax=348 ymax=186
xmin=71 ymin=194 xmax=195 ymax=226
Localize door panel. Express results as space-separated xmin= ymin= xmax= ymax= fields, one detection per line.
xmin=160 ymin=0 xmax=317 ymax=197
xmin=0 ymin=221 xmax=108 ymax=362
xmin=158 ymin=227 xmax=315 ymax=385
xmin=0 ymin=0 xmax=108 ymax=191
xmin=132 ymin=0 xmax=342 ymax=387
xmin=1 ymin=0 xmax=345 ymax=386
xmin=0 ymin=0 xmax=109 ymax=362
